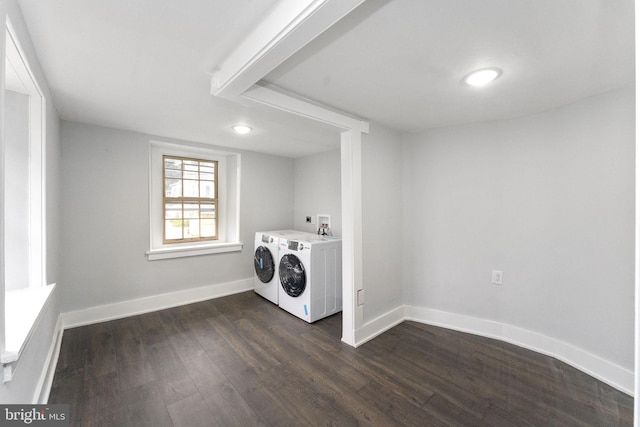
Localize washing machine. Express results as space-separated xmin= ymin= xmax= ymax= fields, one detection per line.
xmin=253 ymin=230 xmax=300 ymax=304
xmin=278 ymin=232 xmax=342 ymax=323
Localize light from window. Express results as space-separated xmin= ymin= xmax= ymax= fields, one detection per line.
xmin=163 ymin=155 xmax=218 ymax=243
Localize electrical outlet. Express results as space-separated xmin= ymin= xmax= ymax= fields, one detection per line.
xmin=491 ymin=270 xmax=504 ymax=285
xmin=357 ymin=289 xmax=365 ymax=306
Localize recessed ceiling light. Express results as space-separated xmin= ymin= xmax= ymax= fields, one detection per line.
xmin=464 ymin=68 xmax=502 ymax=87
xmin=232 ymin=125 xmax=252 ymax=134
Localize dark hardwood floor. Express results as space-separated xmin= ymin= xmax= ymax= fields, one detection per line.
xmin=49 ymin=291 xmax=633 ymax=426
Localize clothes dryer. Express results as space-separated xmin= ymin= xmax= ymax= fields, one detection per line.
xmin=254 ymin=230 xmax=300 ymax=304
xmin=278 ymin=233 xmax=342 ymax=322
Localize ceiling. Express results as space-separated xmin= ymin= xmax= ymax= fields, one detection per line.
xmin=15 ymin=0 xmax=635 ymax=157
xmin=266 ymin=0 xmax=635 ymax=132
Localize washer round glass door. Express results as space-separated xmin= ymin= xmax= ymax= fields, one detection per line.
xmin=254 ymin=246 xmax=275 ymax=283
xmin=279 ymin=253 xmax=306 ymax=297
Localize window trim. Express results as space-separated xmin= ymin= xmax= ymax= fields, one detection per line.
xmin=4 ymin=20 xmax=46 ymax=290
xmin=147 ymin=140 xmax=242 ymax=260
xmin=2 ymin=17 xmax=51 ymax=382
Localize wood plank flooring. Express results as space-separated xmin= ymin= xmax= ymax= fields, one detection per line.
xmin=49 ymin=291 xmax=633 ymax=426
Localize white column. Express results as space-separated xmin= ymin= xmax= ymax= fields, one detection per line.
xmin=341 ymin=129 xmax=364 ymax=346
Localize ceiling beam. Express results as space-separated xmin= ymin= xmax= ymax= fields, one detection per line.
xmin=210 ymin=0 xmax=367 ymax=99
xmin=242 ymin=83 xmax=369 ymax=133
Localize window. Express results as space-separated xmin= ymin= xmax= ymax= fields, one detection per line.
xmin=2 ymin=18 xmax=55 ymax=381
xmin=163 ymin=155 xmax=218 ymax=243
xmin=4 ymin=22 xmax=45 ymax=290
xmin=147 ymin=141 xmax=242 ymax=260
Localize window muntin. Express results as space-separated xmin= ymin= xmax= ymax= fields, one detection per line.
xmin=163 ymin=155 xmax=218 ymax=243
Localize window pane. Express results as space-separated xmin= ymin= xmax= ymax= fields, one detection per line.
xmin=200 ymin=181 xmax=215 ymax=198
xmin=184 ymin=160 xmax=198 ymax=169
xmin=184 ymin=161 xmax=198 ymax=180
xmin=184 ymin=219 xmax=200 ymax=239
xmin=184 ymin=170 xmax=198 ymax=180
xmin=183 ymin=180 xmax=198 ymax=197
xmin=161 ymin=156 xmax=218 ymax=243
xmin=201 ymin=202 xmax=215 ymax=219
xmin=200 ymin=164 xmax=214 ymax=180
xmin=164 ymin=158 xmax=182 ymax=170
xmin=165 ymin=168 xmax=182 ymax=179
xmin=200 ymin=172 xmax=214 ymax=181
xmin=165 ymin=203 xmax=182 ymax=220
xmin=201 ymin=219 xmax=215 ymax=237
xmin=165 ymin=219 xmax=183 ymax=240
xmin=184 ymin=203 xmax=199 ymax=219
xmin=165 ymin=179 xmax=182 ymax=197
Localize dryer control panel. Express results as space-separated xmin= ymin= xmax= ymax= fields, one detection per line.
xmin=280 ymin=239 xmax=309 ymax=251
xmin=287 ymin=240 xmax=301 ymax=250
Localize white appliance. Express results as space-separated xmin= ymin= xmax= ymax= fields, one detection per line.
xmin=253 ymin=230 xmax=299 ymax=304
xmin=277 ymin=232 xmax=342 ymax=323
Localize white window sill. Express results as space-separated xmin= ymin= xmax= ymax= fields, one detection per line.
xmin=2 ymin=284 xmax=55 ymax=366
xmin=146 ymin=241 xmax=243 ymax=260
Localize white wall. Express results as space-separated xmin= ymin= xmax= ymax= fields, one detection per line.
xmin=60 ymin=121 xmax=294 ymax=313
xmin=361 ymin=123 xmax=404 ymax=323
xmin=402 ymin=86 xmax=635 ymax=371
xmin=293 ymin=149 xmax=342 ymax=236
xmin=0 ymin=0 xmax=62 ymax=403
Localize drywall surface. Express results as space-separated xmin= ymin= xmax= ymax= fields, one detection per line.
xmin=402 ymin=86 xmax=635 ymax=370
xmin=362 ymin=123 xmax=404 ymax=323
xmin=293 ymin=149 xmax=342 ymax=236
xmin=60 ymin=121 xmax=294 ymax=313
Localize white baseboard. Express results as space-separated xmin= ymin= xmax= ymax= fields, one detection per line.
xmin=40 ymin=279 xmax=252 ymax=403
xmin=57 ymin=284 xmax=633 ymax=397
xmin=353 ymin=305 xmax=633 ymax=396
xmin=354 ymin=306 xmax=405 ymax=347
xmin=62 ymin=278 xmax=253 ymax=329
xmin=35 ymin=314 xmax=63 ymax=404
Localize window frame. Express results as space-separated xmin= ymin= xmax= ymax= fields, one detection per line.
xmin=4 ymin=20 xmax=46 ymax=291
xmin=162 ymin=154 xmax=219 ymax=244
xmin=147 ymin=140 xmax=242 ymax=261
xmin=1 ymin=17 xmax=55 ymax=381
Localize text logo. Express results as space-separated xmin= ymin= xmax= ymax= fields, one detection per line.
xmin=0 ymin=405 xmax=70 ymax=426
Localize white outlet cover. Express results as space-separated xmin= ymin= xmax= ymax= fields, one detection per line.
xmin=317 ymin=214 xmax=330 ymax=228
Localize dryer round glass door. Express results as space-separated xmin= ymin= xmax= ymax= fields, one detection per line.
xmin=254 ymin=246 xmax=275 ymax=283
xmin=279 ymin=253 xmax=306 ymax=297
